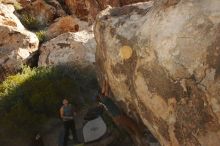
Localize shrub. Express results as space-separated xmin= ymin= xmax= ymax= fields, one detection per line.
xmin=35 ymin=30 xmax=46 ymax=43
xmin=0 ymin=65 xmax=98 ymax=142
xmin=44 ymin=0 xmax=51 ymax=4
xmin=13 ymin=2 xmax=23 ymax=11
xmin=20 ymin=14 xmax=41 ymax=30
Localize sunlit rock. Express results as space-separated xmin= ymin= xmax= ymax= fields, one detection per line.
xmin=95 ymin=1 xmax=220 ymax=146
xmin=39 ymin=29 xmax=96 ymax=68
xmin=0 ymin=3 xmax=39 ymax=81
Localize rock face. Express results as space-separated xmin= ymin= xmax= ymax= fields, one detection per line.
xmin=64 ymin=0 xmax=150 ymax=22
xmin=120 ymin=0 xmax=150 ymax=5
xmin=84 ymin=0 xmax=120 ymax=22
xmin=16 ymin=0 xmax=31 ymax=7
xmin=38 ymin=30 xmax=96 ymax=67
xmin=20 ymin=0 xmax=56 ymax=26
xmin=0 ymin=3 xmax=39 ymax=81
xmin=95 ymin=1 xmax=220 ymax=146
xmin=45 ymin=0 xmax=66 ymax=18
xmin=64 ymin=0 xmax=89 ymax=21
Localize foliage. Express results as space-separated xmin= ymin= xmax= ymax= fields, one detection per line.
xmin=44 ymin=0 xmax=51 ymax=4
xmin=13 ymin=2 xmax=23 ymax=11
xmin=20 ymin=14 xmax=41 ymax=30
xmin=35 ymin=30 xmax=46 ymax=43
xmin=0 ymin=65 xmax=98 ymax=140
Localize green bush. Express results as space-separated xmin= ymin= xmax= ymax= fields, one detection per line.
xmin=13 ymin=2 xmax=23 ymax=11
xmin=20 ymin=14 xmax=41 ymax=30
xmin=0 ymin=65 xmax=98 ymax=141
xmin=44 ymin=0 xmax=51 ymax=4
xmin=35 ymin=30 xmax=46 ymax=43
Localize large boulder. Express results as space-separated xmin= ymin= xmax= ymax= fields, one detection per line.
xmin=95 ymin=1 xmax=220 ymax=146
xmin=38 ymin=30 xmax=96 ymax=68
xmin=0 ymin=3 xmax=39 ymax=81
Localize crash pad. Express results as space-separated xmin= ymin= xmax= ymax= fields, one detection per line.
xmin=83 ymin=116 xmax=107 ymax=143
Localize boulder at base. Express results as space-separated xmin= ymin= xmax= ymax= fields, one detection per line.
xmin=0 ymin=3 xmax=39 ymax=81
xmin=95 ymin=0 xmax=220 ymax=146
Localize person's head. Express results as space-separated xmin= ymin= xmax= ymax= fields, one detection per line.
xmin=62 ymin=98 xmax=69 ymax=105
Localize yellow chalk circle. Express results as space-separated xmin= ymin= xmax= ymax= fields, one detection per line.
xmin=119 ymin=45 xmax=133 ymax=60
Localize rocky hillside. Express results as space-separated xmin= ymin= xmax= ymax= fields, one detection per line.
xmin=0 ymin=0 xmax=149 ymax=82
xmin=0 ymin=3 xmax=39 ymax=81
xmin=95 ymin=0 xmax=220 ymax=146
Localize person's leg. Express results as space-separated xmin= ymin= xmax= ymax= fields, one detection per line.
xmin=58 ymin=128 xmax=65 ymax=146
xmin=63 ymin=121 xmax=70 ymax=146
xmin=70 ymin=120 xmax=78 ymax=143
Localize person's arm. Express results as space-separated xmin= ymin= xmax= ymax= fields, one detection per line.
xmin=72 ymin=106 xmax=77 ymax=116
xmin=60 ymin=107 xmax=64 ymax=119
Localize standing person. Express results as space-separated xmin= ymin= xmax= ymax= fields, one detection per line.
xmin=60 ymin=99 xmax=78 ymax=146
xmin=97 ymin=79 xmax=149 ymax=146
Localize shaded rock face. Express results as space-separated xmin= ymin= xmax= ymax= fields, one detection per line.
xmin=38 ymin=30 xmax=96 ymax=68
xmin=64 ymin=0 xmax=89 ymax=21
xmin=45 ymin=0 xmax=66 ymax=18
xmin=95 ymin=1 xmax=220 ymax=146
xmin=0 ymin=3 xmax=39 ymax=81
xmin=20 ymin=0 xmax=56 ymax=26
